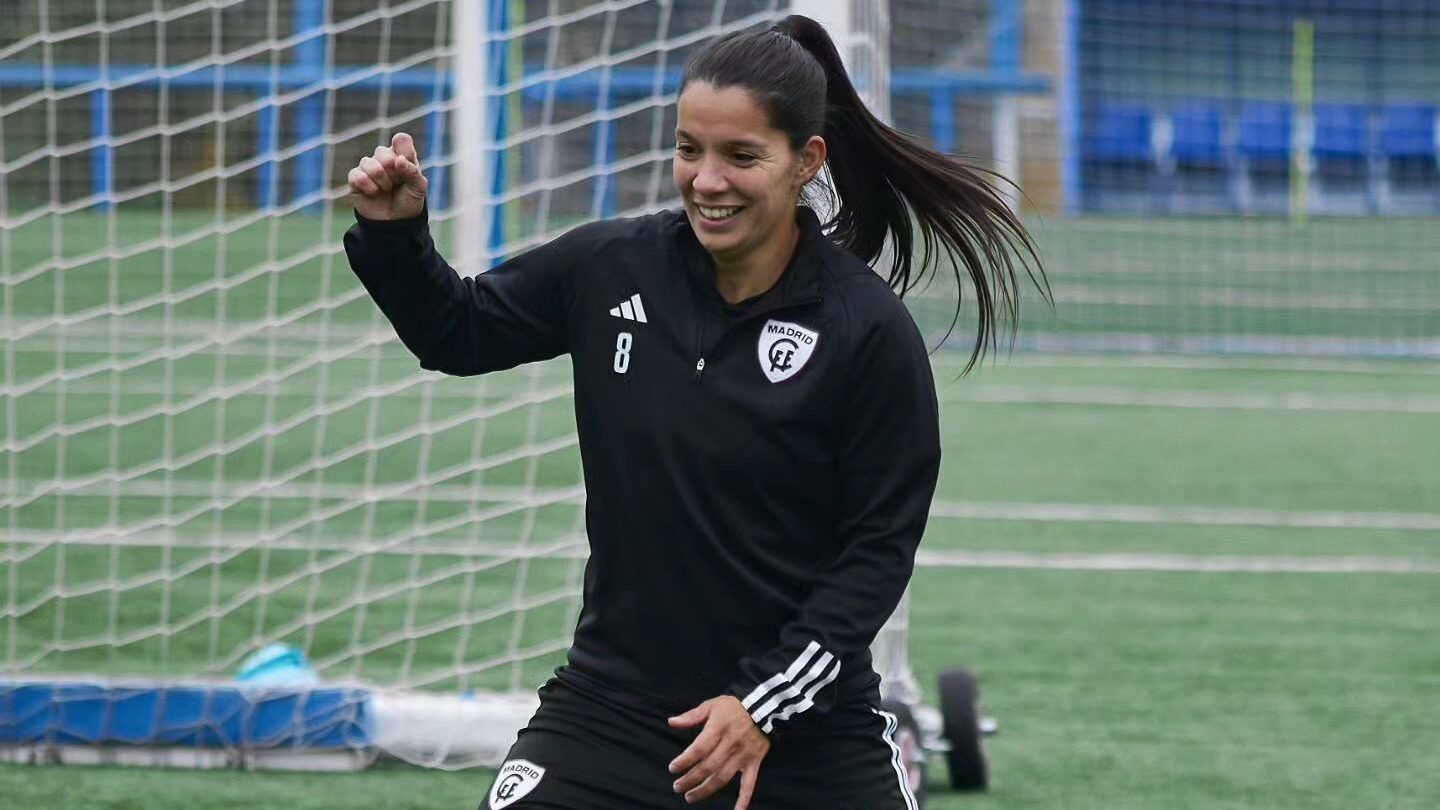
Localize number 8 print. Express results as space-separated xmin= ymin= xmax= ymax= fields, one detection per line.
xmin=613 ymin=331 xmax=632 ymax=374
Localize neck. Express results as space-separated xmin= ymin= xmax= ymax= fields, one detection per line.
xmin=712 ymin=218 xmax=800 ymax=304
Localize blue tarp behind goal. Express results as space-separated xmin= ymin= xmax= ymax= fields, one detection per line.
xmin=1 ymin=682 xmax=372 ymax=750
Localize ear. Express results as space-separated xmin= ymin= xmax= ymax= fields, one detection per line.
xmin=794 ymin=135 xmax=827 ymax=189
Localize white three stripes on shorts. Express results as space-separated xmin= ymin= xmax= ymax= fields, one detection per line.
xmin=873 ymin=707 xmax=921 ymax=810
xmin=739 ymin=641 xmax=842 ymax=733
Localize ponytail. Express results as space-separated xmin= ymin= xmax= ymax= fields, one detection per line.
xmin=682 ymin=15 xmax=1051 ymax=372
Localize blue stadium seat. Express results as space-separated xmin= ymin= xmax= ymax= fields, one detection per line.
xmin=1377 ymin=103 xmax=1438 ymax=214
xmin=1169 ymin=103 xmax=1225 ymax=165
xmin=1237 ymin=102 xmax=1291 ymax=160
xmin=1081 ymin=103 xmax=1155 ymax=211
xmin=1313 ymin=104 xmax=1369 ymax=158
xmin=1083 ymin=104 xmax=1153 ymax=162
xmin=1379 ymin=104 xmax=1437 ymax=159
xmin=1233 ymin=102 xmax=1292 ymax=213
xmin=1162 ymin=102 xmax=1232 ymax=213
xmin=1309 ymin=104 xmax=1374 ymax=214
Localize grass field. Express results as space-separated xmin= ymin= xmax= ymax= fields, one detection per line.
xmin=4 ymin=352 xmax=1438 ymax=809
xmin=2 ymin=567 xmax=1437 ymax=810
xmin=3 ymin=211 xmax=1439 ymax=808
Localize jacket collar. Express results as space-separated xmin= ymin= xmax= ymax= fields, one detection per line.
xmin=673 ymin=206 xmax=828 ymax=309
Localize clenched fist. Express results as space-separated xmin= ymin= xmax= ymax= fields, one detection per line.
xmin=347 ymin=132 xmax=428 ymax=221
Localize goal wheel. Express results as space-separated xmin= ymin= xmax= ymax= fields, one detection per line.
xmin=938 ymin=668 xmax=988 ymax=791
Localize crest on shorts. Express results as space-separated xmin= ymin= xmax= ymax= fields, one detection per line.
xmin=489 ymin=759 xmax=546 ymax=809
xmin=758 ymin=319 xmax=820 ymax=383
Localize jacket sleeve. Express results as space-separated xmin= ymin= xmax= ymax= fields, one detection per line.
xmin=343 ymin=207 xmax=599 ymax=375
xmin=726 ymin=299 xmax=942 ymax=735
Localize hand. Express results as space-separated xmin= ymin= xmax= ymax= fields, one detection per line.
xmin=667 ymin=696 xmax=770 ymax=809
xmin=346 ymin=132 xmax=428 ymax=221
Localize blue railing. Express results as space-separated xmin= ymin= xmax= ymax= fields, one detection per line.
xmin=0 ymin=0 xmax=1046 ymax=226
xmin=0 ymin=64 xmax=1046 ymax=201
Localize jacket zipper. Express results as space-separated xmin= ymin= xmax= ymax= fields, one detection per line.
xmin=693 ymin=315 xmax=708 ymax=381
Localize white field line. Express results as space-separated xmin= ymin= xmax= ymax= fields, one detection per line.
xmin=5 ymin=480 xmax=1436 ymax=534
xmin=0 ymin=317 xmax=387 ymax=342
xmin=11 ymin=325 xmax=1440 ymax=373
xmin=19 ymin=336 xmax=1437 ymax=377
xmin=14 ymin=336 xmax=1440 ymax=379
xmin=2 ymin=529 xmax=591 ymax=560
xmin=15 ymin=381 xmax=1440 ymax=418
xmin=914 ymin=550 xmax=1440 ymax=574
xmin=1007 ymin=333 xmax=1440 ymax=358
xmin=935 ymin=352 xmax=1440 ymax=376
xmin=928 ymin=500 xmax=1440 ymax=532
xmin=6 ymin=381 xmax=506 ymax=397
xmin=1048 ymin=287 xmax=1437 ymax=311
xmin=13 ymin=378 xmax=1440 ymax=415
xmin=939 ymin=384 xmax=1440 ymax=413
xmin=0 ymin=479 xmax=582 ymax=504
xmin=1049 ymin=218 xmax=1435 ymax=237
xmin=3 ymin=380 xmax=535 ymax=398
xmin=17 ymin=385 xmax=1439 ymax=419
xmin=14 ymin=320 xmax=1440 ymax=361
xmin=5 ymin=531 xmax=1432 ymax=575
xmin=5 ymin=335 xmax=393 ymax=357
xmin=1045 ymin=254 xmax=1424 ymax=274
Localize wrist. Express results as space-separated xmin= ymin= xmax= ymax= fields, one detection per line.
xmin=353 ymin=204 xmax=428 ymax=228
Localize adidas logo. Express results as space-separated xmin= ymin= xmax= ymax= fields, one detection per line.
xmin=608 ymin=293 xmax=648 ymax=323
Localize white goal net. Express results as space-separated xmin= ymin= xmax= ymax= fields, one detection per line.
xmin=1 ymin=0 xmax=901 ymax=769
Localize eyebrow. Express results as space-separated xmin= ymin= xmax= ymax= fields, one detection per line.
xmin=674 ymin=129 xmax=767 ymax=150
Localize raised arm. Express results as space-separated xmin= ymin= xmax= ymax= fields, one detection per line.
xmin=342 ymin=133 xmax=593 ymax=375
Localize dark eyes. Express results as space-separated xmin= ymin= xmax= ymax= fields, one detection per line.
xmin=674 ymin=144 xmax=757 ymax=164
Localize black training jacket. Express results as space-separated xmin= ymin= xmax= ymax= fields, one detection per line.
xmin=344 ymin=204 xmax=941 ymax=736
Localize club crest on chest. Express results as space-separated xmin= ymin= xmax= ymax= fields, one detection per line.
xmin=489 ymin=759 xmax=546 ymax=809
xmin=758 ymin=319 xmax=819 ymax=383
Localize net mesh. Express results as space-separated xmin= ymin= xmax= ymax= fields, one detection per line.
xmin=0 ymin=0 xmax=897 ymax=767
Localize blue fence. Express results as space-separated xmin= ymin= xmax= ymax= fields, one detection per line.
xmin=0 ymin=70 xmax=1046 ymax=208
xmin=6 ymin=1 xmax=1439 ymax=220
xmin=0 ymin=0 xmax=1046 ymax=233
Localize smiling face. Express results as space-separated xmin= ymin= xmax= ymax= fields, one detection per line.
xmin=673 ymin=82 xmax=825 ymax=267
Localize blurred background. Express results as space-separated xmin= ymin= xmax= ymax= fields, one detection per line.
xmin=1 ymin=2 xmax=1437 ymax=808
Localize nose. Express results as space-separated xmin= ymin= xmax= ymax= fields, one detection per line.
xmin=692 ymin=156 xmax=728 ymax=196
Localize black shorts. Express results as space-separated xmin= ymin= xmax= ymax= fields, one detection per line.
xmin=480 ymin=678 xmax=919 ymax=810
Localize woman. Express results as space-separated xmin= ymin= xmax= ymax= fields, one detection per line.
xmin=344 ymin=14 xmax=1045 ymax=810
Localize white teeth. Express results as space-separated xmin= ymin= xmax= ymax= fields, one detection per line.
xmin=698 ymin=205 xmax=741 ymax=220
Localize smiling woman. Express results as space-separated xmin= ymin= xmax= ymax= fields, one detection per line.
xmin=673 ymin=83 xmax=828 ymax=303
xmin=343 ymin=13 xmax=1047 ymax=810
xmin=675 ymin=16 xmax=1051 ymax=368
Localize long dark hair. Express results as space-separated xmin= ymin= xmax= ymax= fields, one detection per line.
xmin=680 ymin=14 xmax=1051 ymax=372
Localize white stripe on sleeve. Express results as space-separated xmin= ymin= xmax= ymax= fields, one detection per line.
xmin=739 ymin=641 xmax=821 ymax=712
xmin=748 ymin=651 xmax=835 ymax=726
xmin=759 ymin=657 xmax=841 ymax=732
